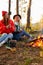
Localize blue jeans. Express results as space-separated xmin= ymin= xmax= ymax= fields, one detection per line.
xmin=0 ymin=33 xmax=13 ymax=47
xmin=13 ymin=30 xmax=31 ymax=40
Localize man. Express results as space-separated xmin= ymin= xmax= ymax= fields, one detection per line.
xmin=13 ymin=14 xmax=32 ymax=40
xmin=0 ymin=11 xmax=16 ymax=47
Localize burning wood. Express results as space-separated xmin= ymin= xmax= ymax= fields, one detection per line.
xmin=26 ymin=35 xmax=43 ymax=47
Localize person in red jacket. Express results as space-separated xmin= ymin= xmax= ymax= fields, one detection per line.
xmin=0 ymin=11 xmax=16 ymax=47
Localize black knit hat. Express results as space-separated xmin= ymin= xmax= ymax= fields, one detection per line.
xmin=13 ymin=14 xmax=21 ymax=19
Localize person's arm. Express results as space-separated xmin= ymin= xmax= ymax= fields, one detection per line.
xmin=0 ymin=22 xmax=5 ymax=34
xmin=9 ymin=20 xmax=16 ymax=33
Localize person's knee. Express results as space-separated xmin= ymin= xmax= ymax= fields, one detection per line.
xmin=8 ymin=33 xmax=13 ymax=38
xmin=22 ymin=30 xmax=25 ymax=34
xmin=2 ymin=33 xmax=7 ymax=36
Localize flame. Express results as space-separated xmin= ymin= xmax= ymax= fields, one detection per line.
xmin=38 ymin=35 xmax=40 ymax=39
xmin=32 ymin=40 xmax=43 ymax=47
xmin=30 ymin=35 xmax=43 ymax=47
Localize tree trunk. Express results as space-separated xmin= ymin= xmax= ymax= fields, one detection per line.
xmin=16 ymin=0 xmax=19 ymax=14
xmin=8 ymin=0 xmax=11 ymax=18
xmin=26 ymin=0 xmax=32 ymax=29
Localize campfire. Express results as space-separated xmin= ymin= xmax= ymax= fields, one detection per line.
xmin=26 ymin=35 xmax=43 ymax=47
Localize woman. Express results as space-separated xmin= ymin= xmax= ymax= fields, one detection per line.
xmin=0 ymin=11 xmax=16 ymax=47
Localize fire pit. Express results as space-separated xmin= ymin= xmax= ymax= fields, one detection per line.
xmin=26 ymin=35 xmax=43 ymax=47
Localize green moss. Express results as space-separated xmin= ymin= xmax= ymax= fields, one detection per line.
xmin=24 ymin=58 xmax=32 ymax=65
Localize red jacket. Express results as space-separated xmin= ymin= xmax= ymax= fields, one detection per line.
xmin=0 ymin=19 xmax=16 ymax=34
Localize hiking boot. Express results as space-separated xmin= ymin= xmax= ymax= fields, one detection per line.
xmin=26 ymin=37 xmax=34 ymax=43
xmin=6 ymin=40 xmax=17 ymax=51
xmin=6 ymin=46 xmax=16 ymax=52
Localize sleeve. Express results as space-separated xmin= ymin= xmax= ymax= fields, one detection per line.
xmin=9 ymin=20 xmax=16 ymax=33
xmin=0 ymin=22 xmax=5 ymax=34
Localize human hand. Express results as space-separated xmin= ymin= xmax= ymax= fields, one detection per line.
xmin=20 ymin=29 xmax=22 ymax=32
xmin=6 ymin=24 xmax=11 ymax=29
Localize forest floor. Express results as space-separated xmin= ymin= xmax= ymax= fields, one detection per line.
xmin=0 ymin=41 xmax=43 ymax=65
xmin=0 ymin=32 xmax=43 ymax=65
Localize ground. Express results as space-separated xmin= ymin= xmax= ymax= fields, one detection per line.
xmin=0 ymin=32 xmax=43 ymax=65
xmin=0 ymin=41 xmax=43 ymax=65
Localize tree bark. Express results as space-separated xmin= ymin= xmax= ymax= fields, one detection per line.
xmin=8 ymin=0 xmax=11 ymax=18
xmin=16 ymin=0 xmax=19 ymax=14
xmin=26 ymin=0 xmax=32 ymax=29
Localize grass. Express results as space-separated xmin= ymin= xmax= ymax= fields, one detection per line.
xmin=24 ymin=58 xmax=32 ymax=65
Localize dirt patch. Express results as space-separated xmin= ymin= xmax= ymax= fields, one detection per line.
xmin=0 ymin=42 xmax=43 ymax=65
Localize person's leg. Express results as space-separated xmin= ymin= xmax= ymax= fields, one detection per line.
xmin=21 ymin=30 xmax=32 ymax=37
xmin=15 ymin=30 xmax=32 ymax=38
xmin=13 ymin=31 xmax=32 ymax=40
xmin=0 ymin=33 xmax=7 ymax=42
xmin=0 ymin=33 xmax=13 ymax=47
xmin=13 ymin=32 xmax=25 ymax=40
xmin=1 ymin=33 xmax=13 ymax=42
xmin=8 ymin=33 xmax=13 ymax=39
xmin=13 ymin=30 xmax=32 ymax=40
xmin=13 ymin=33 xmax=20 ymax=40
